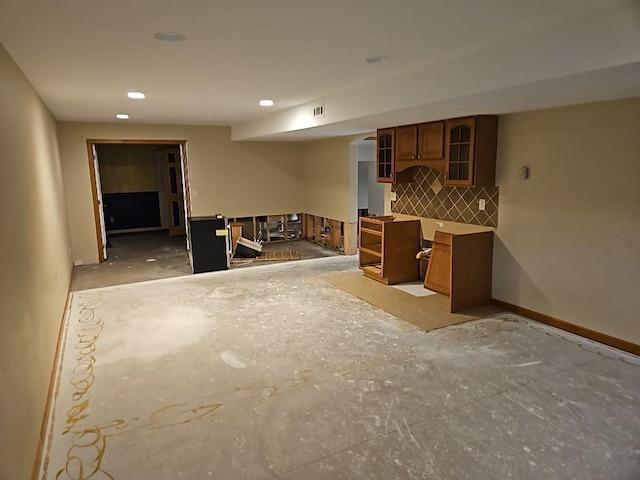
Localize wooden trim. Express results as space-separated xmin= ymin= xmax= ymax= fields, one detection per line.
xmin=491 ymin=298 xmax=640 ymax=356
xmin=163 ymin=148 xmax=186 ymax=236
xmin=31 ymin=272 xmax=74 ymax=480
xmin=180 ymin=144 xmax=192 ymax=219
xmin=86 ymin=139 xmax=185 ymax=145
xmin=86 ymin=141 xmax=105 ymax=262
xmin=343 ymin=222 xmax=358 ymax=255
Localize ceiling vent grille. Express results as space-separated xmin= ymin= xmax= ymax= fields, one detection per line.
xmin=313 ymin=104 xmax=325 ymax=118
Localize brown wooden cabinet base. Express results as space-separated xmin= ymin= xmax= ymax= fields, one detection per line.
xmin=359 ymin=216 xmax=420 ymax=285
xmin=424 ymin=230 xmax=493 ymax=312
xmin=423 ymin=231 xmax=451 ymax=295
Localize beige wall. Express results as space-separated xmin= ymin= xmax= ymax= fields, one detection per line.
xmin=0 ymin=44 xmax=72 ymax=480
xmin=301 ymin=134 xmax=366 ymax=223
xmin=57 ymin=123 xmax=303 ymax=264
xmin=97 ymin=143 xmax=161 ymax=193
xmin=494 ymin=97 xmax=640 ymax=344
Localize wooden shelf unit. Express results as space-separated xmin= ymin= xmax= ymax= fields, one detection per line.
xmin=359 ymin=216 xmax=420 ymax=285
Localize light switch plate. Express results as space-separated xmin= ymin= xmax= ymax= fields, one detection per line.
xmin=390 ymin=191 xmax=397 ymax=201
xmin=479 ymin=199 xmax=486 ymax=211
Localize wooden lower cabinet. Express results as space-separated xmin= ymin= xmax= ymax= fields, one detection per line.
xmin=423 ymin=231 xmax=452 ymax=295
xmin=424 ymin=230 xmax=493 ymax=312
xmin=359 ymin=216 xmax=420 ymax=285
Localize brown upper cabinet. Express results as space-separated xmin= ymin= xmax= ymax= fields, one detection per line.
xmin=395 ymin=121 xmax=445 ymax=172
xmin=444 ymin=115 xmax=498 ymax=187
xmin=377 ymin=114 xmax=498 ymax=187
xmin=376 ymin=128 xmax=412 ymax=183
xmin=376 ymin=128 xmax=394 ymax=183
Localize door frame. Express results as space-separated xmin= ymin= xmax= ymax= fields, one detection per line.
xmin=86 ymin=139 xmax=191 ymax=263
xmin=90 ymin=144 xmax=108 ymax=260
xmin=162 ymin=147 xmax=187 ymax=236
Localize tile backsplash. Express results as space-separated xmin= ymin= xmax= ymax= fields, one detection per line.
xmin=392 ymin=166 xmax=499 ymax=227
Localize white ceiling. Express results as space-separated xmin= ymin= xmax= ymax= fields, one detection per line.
xmin=1 ymin=0 xmax=639 ymax=140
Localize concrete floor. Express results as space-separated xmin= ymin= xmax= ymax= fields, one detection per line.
xmin=71 ymin=230 xmax=340 ymax=290
xmin=46 ymin=256 xmax=640 ymax=479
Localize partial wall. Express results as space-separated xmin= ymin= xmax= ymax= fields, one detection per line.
xmin=301 ymin=134 xmax=371 ymax=223
xmin=97 ymin=144 xmax=161 ymax=194
xmin=357 ymin=141 xmax=384 ymax=216
xmin=494 ymin=97 xmax=640 ymax=344
xmin=57 ymin=123 xmax=303 ymax=264
xmin=0 ymin=43 xmax=73 ymax=480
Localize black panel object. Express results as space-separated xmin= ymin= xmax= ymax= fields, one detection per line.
xmin=189 ymin=216 xmax=229 ymax=273
xmin=103 ymin=191 xmax=161 ymax=231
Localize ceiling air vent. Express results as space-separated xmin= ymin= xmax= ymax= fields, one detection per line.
xmin=313 ymin=104 xmax=325 ymax=118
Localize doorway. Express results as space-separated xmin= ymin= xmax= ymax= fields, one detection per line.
xmin=87 ymin=139 xmax=191 ymax=263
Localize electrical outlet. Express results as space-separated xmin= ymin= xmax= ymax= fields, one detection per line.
xmin=436 ymin=221 xmax=444 ymax=227
xmin=478 ymin=199 xmax=486 ymax=211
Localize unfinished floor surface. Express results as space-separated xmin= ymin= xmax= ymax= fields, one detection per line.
xmin=43 ymin=256 xmax=640 ymax=479
xmin=71 ymin=230 xmax=339 ymax=291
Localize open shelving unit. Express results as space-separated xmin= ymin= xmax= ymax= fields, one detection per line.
xmin=359 ymin=216 xmax=420 ymax=285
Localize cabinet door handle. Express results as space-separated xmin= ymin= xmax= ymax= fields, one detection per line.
xmin=417 ymin=155 xmax=421 ymax=159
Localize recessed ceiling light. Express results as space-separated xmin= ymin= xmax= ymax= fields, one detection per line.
xmin=154 ymin=32 xmax=186 ymax=42
xmin=259 ymin=99 xmax=274 ymax=107
xmin=365 ymin=55 xmax=388 ymax=64
xmin=116 ymin=113 xmax=129 ymax=120
xmin=127 ymin=91 xmax=145 ymax=99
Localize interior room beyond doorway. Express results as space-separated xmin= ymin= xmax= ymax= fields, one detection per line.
xmin=95 ymin=143 xmax=185 ymax=239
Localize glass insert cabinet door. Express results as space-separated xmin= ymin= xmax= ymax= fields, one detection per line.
xmin=445 ymin=118 xmax=476 ymax=186
xmin=376 ymin=128 xmax=395 ymax=183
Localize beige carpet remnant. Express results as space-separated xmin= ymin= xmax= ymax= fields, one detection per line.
xmin=323 ymin=271 xmax=500 ymax=332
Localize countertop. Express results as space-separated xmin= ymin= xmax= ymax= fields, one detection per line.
xmin=391 ymin=213 xmax=494 ymax=241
